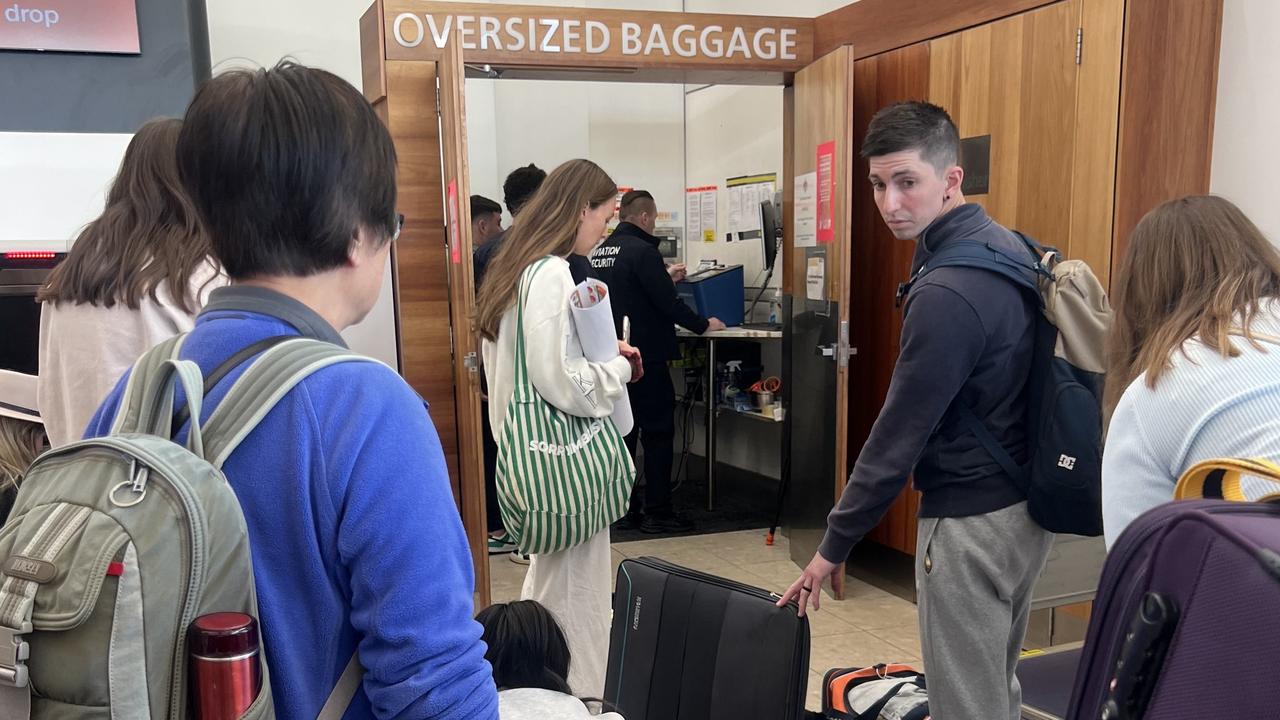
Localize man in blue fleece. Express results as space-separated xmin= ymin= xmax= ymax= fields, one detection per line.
xmin=779 ymin=102 xmax=1053 ymax=720
xmin=86 ymin=62 xmax=499 ymax=719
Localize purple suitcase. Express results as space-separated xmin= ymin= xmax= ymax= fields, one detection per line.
xmin=1067 ymin=499 xmax=1280 ymax=719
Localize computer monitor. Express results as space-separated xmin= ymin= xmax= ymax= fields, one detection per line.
xmin=759 ymin=199 xmax=781 ymax=273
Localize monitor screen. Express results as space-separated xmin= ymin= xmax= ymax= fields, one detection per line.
xmin=759 ymin=200 xmax=780 ymax=273
xmin=0 ymin=0 xmax=140 ymax=54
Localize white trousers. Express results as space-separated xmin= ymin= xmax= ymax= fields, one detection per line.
xmin=521 ymin=527 xmax=613 ymax=697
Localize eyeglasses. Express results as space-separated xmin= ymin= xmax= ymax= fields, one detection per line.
xmin=391 ymin=213 xmax=405 ymax=242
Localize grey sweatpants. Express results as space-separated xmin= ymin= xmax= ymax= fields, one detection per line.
xmin=915 ymin=501 xmax=1053 ymax=720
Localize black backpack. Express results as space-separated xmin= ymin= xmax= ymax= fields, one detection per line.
xmin=899 ymin=232 xmax=1112 ymax=536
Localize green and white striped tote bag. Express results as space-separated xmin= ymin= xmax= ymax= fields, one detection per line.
xmin=495 ymin=259 xmax=636 ymax=555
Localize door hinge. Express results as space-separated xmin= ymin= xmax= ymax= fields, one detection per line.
xmin=435 ymin=78 xmax=442 ymax=116
xmin=463 ymin=352 xmax=479 ymax=373
xmin=1075 ymin=27 xmax=1083 ymax=65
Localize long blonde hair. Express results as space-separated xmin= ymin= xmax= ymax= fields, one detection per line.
xmin=0 ymin=417 xmax=43 ymax=492
xmin=1106 ymin=195 xmax=1280 ymax=415
xmin=475 ymin=159 xmax=616 ymax=341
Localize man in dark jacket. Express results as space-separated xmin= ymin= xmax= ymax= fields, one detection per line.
xmin=474 ymin=164 xmax=594 ymax=287
xmin=778 ymin=102 xmax=1053 ymax=720
xmin=592 ymin=190 xmax=725 ymax=533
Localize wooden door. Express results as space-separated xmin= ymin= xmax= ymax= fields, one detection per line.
xmin=783 ymin=45 xmax=855 ymax=599
xmin=439 ymin=32 xmax=490 ymax=607
xmin=363 ymin=20 xmax=490 ymax=606
xmin=854 ymin=0 xmax=1124 ymax=557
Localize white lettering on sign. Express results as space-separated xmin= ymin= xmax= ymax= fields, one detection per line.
xmin=539 ymin=18 xmax=560 ymax=52
xmin=620 ymin=22 xmax=642 ymax=55
xmin=479 ymin=16 xmax=500 ymax=50
xmin=3 ymin=4 xmax=60 ymax=28
xmin=393 ymin=13 xmax=424 ymax=48
xmin=400 ymin=14 xmax=803 ymax=63
xmin=505 ymin=16 xmax=526 ymax=52
xmin=586 ymin=21 xmax=609 ymax=54
xmin=563 ymin=19 xmax=581 ymax=53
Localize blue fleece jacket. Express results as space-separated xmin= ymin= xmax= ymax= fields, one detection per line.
xmin=86 ymin=287 xmax=499 ymax=720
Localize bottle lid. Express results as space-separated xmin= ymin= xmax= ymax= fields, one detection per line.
xmin=188 ymin=612 xmax=260 ymax=658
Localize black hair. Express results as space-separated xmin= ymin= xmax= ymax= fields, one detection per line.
xmin=175 ymin=60 xmax=398 ymax=280
xmin=470 ymin=194 xmax=503 ymax=221
xmin=619 ymin=189 xmax=655 ymax=219
xmin=860 ymin=101 xmax=960 ymax=173
xmin=503 ymin=164 xmax=547 ymax=216
xmin=476 ymin=600 xmax=573 ymax=695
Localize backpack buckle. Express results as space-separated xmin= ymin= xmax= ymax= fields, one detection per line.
xmin=0 ymin=621 xmax=31 ymax=687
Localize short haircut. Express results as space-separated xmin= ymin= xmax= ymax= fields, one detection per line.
xmin=176 ymin=60 xmax=397 ymax=280
xmin=470 ymin=195 xmax=502 ymax=221
xmin=619 ymin=189 xmax=655 ymax=219
xmin=503 ymin=164 xmax=546 ymax=215
xmin=860 ymin=101 xmax=960 ymax=173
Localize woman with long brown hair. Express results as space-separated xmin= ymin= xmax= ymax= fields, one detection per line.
xmin=37 ymin=117 xmax=224 ymax=447
xmin=479 ymin=158 xmax=641 ymax=697
xmin=1102 ymin=195 xmax=1280 ymax=545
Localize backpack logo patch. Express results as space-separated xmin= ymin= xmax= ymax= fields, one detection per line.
xmin=1057 ymin=454 xmax=1077 ymax=471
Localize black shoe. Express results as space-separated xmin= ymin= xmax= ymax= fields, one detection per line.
xmin=612 ymin=510 xmax=643 ymax=532
xmin=640 ymin=511 xmax=694 ymax=534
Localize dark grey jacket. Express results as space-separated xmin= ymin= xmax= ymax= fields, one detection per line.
xmin=819 ymin=204 xmax=1036 ymax=563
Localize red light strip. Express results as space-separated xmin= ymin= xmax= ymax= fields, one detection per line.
xmin=3 ymin=252 xmax=58 ymax=260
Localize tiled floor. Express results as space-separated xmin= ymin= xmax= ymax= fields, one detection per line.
xmin=489 ymin=528 xmax=922 ymax=713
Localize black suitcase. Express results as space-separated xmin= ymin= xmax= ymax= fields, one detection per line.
xmin=604 ymin=557 xmax=811 ymax=720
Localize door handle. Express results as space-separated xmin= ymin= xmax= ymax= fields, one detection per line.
xmin=816 ymin=344 xmax=836 ymax=359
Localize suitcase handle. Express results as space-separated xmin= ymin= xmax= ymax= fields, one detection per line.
xmin=1101 ymin=592 xmax=1180 ymax=720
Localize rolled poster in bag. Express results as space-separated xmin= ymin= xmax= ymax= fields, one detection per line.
xmin=569 ymin=279 xmax=634 ymax=436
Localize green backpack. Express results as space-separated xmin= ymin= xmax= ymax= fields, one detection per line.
xmin=495 ymin=259 xmax=636 ymax=555
xmin=0 ymin=335 xmax=369 ymax=719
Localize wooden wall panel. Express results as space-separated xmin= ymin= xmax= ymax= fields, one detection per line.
xmin=384 ymin=61 xmax=461 ymax=500
xmin=928 ymin=0 xmax=1081 ymax=255
xmin=1068 ymin=0 xmax=1124 ymax=289
xmin=816 ymin=0 xmax=1057 ymax=61
xmin=1111 ymin=0 xmax=1224 ymax=276
xmin=851 ymin=43 xmax=930 ymax=555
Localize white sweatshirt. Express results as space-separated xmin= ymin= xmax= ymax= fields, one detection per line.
xmin=1102 ymin=300 xmax=1280 ymax=547
xmin=483 ymin=256 xmax=631 ymax=436
xmin=497 ymin=688 xmax=623 ymax=719
xmin=37 ymin=261 xmax=225 ymax=447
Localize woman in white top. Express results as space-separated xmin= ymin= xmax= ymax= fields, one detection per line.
xmin=476 ymin=158 xmax=641 ymax=696
xmin=37 ymin=118 xmax=224 ymax=447
xmin=1102 ymin=195 xmax=1280 ymax=546
xmin=477 ymin=600 xmax=625 ymax=719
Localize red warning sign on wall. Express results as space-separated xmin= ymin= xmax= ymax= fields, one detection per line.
xmin=816 ymin=140 xmax=836 ymax=244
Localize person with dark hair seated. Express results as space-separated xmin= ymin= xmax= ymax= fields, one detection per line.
xmin=477 ymin=601 xmax=624 ymax=719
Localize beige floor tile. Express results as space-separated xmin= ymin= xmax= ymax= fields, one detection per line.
xmin=737 ymin=559 xmax=806 ymax=591
xmin=867 ymin=623 xmax=923 ymax=658
xmin=802 ymin=604 xmax=860 ymax=638
xmin=809 ymin=630 xmax=920 ymax=673
xmin=805 ymin=669 xmax=825 ymax=712
xmin=821 ymin=593 xmax=920 ymax=632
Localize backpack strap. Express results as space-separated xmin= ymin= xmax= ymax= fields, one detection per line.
xmin=198 ymin=337 xmax=377 ymax=469
xmin=955 ymin=401 xmax=1027 ymax=491
xmin=897 ymin=237 xmax=1045 ymax=309
xmin=317 ymin=652 xmax=365 ymax=720
xmin=847 ymin=677 xmax=926 ymax=720
xmin=111 ymin=335 xmax=210 ymax=456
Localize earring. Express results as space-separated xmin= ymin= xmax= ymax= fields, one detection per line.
xmin=945 ymin=195 xmax=951 ymax=201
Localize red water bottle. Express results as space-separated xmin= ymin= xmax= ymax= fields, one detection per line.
xmin=188 ymin=612 xmax=263 ymax=720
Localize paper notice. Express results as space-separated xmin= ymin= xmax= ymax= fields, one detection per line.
xmin=686 ymin=189 xmax=702 ymax=248
xmin=569 ymin=279 xmax=633 ymax=435
xmin=795 ymin=171 xmax=817 ymax=248
xmin=806 ymin=257 xmax=826 ymax=301
xmin=699 ymin=188 xmax=717 ymax=242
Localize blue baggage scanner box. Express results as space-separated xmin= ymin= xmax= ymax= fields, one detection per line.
xmin=676 ymin=265 xmax=744 ymax=327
